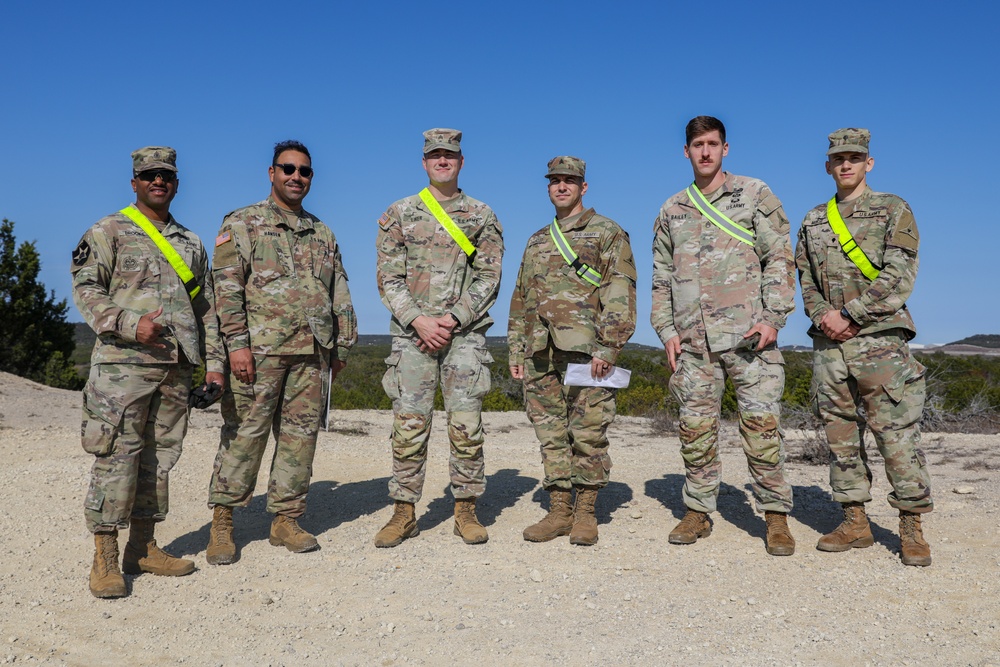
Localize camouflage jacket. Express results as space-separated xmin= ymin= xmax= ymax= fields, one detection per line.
xmin=376 ymin=190 xmax=503 ymax=336
xmin=795 ymin=187 xmax=918 ymax=340
xmin=508 ymin=208 xmax=636 ymax=366
xmin=70 ymin=207 xmax=225 ymax=372
xmin=651 ymin=173 xmax=796 ymax=353
xmin=212 ymin=197 xmax=357 ymax=359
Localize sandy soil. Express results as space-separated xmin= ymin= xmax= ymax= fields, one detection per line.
xmin=0 ymin=371 xmax=998 ymax=666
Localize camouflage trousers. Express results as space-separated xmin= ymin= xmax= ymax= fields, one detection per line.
xmin=669 ymin=346 xmax=792 ymax=513
xmin=208 ymin=354 xmax=323 ymax=518
xmin=82 ymin=362 xmax=192 ymax=533
xmin=812 ymin=331 xmax=932 ymax=512
xmin=523 ymin=349 xmax=615 ymax=491
xmin=382 ymin=330 xmax=493 ymax=503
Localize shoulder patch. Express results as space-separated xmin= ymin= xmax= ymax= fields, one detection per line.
xmin=215 ymin=231 xmax=231 ymax=247
xmin=758 ymin=193 xmax=783 ymax=216
xmin=378 ymin=209 xmax=394 ymax=230
xmin=72 ymin=239 xmax=92 ymax=267
xmin=888 ymin=209 xmax=919 ymax=252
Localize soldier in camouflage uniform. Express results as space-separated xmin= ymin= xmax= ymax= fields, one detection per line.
xmin=72 ymin=147 xmax=226 ymax=598
xmin=651 ymin=116 xmax=797 ymax=556
xmin=509 ymin=156 xmax=636 ymax=546
xmin=795 ymin=128 xmax=932 ymax=567
xmin=374 ymin=128 xmax=504 ymax=547
xmin=206 ymin=140 xmax=356 ymax=564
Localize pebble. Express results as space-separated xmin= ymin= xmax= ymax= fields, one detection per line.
xmin=630 ymin=510 xmax=643 ymax=519
xmin=954 ymin=486 xmax=976 ymax=495
xmin=530 ymin=569 xmax=542 ymax=583
xmin=260 ymin=593 xmax=274 ymax=605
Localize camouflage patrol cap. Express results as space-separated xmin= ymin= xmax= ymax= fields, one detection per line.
xmin=132 ymin=146 xmax=178 ymax=172
xmin=545 ymin=156 xmax=586 ymax=179
xmin=827 ymin=128 xmax=871 ymax=155
xmin=423 ymin=128 xmax=462 ymax=154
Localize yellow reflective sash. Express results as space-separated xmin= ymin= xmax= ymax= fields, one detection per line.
xmin=826 ymin=197 xmax=880 ymax=280
xmin=686 ymin=184 xmax=755 ymax=246
xmin=549 ymin=218 xmax=602 ymax=287
xmin=418 ymin=188 xmax=476 ymax=257
xmin=119 ymin=205 xmax=201 ymax=299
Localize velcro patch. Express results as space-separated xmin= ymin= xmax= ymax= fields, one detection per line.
xmin=888 ymin=210 xmax=919 ymax=252
xmin=572 ymin=232 xmax=601 ymax=239
xmin=72 ymin=240 xmax=91 ymax=266
xmin=216 ymin=231 xmax=231 ymax=246
xmin=377 ymin=210 xmax=393 ymax=230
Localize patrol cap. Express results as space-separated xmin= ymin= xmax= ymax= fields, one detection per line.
xmin=132 ymin=146 xmax=178 ymax=172
xmin=423 ymin=128 xmax=462 ymax=154
xmin=545 ymin=156 xmax=586 ymax=179
xmin=827 ymin=128 xmax=871 ymax=155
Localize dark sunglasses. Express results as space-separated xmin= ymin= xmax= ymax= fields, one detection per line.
xmin=273 ymin=163 xmax=314 ymax=178
xmin=135 ymin=169 xmax=176 ymax=183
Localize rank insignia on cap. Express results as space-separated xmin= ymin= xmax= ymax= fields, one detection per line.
xmin=215 ymin=231 xmax=231 ymax=246
xmin=72 ymin=240 xmax=91 ymax=266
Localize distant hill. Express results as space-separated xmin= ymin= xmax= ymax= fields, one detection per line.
xmin=948 ymin=334 xmax=1000 ymax=348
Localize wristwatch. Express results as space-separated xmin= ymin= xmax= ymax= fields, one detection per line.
xmin=840 ymin=307 xmax=857 ymax=324
xmin=449 ymin=313 xmax=461 ymax=327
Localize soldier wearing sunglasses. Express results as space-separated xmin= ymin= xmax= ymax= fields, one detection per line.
xmin=206 ymin=140 xmax=357 ymax=564
xmin=71 ymin=146 xmax=226 ymax=598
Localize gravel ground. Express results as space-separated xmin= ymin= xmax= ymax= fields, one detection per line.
xmin=0 ymin=371 xmax=998 ymax=666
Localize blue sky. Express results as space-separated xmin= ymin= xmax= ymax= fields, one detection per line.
xmin=2 ymin=1 xmax=995 ymax=347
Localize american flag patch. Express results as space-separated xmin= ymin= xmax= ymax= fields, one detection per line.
xmin=215 ymin=231 xmax=231 ymax=246
xmin=378 ymin=212 xmax=390 ymax=226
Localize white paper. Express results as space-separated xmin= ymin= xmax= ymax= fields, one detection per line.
xmin=563 ymin=363 xmax=632 ymax=389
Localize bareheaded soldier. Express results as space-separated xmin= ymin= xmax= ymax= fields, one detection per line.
xmin=72 ymin=146 xmax=225 ymax=598
xmin=795 ymin=128 xmax=932 ymax=566
xmin=374 ymin=128 xmax=504 ymax=547
xmin=206 ymin=140 xmax=356 ymax=563
xmin=509 ymin=156 xmax=636 ymax=545
xmin=651 ymin=116 xmax=797 ymax=556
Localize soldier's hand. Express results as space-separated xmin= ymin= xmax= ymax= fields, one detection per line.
xmin=330 ymin=358 xmax=347 ymax=381
xmin=510 ymin=364 xmax=524 ymax=380
xmin=744 ymin=323 xmax=778 ymax=351
xmin=819 ymin=310 xmax=853 ymax=340
xmin=136 ymin=306 xmax=166 ymax=347
xmin=591 ymin=357 xmax=613 ymax=380
xmin=229 ymin=348 xmax=256 ymax=384
xmin=412 ymin=315 xmax=451 ymax=351
xmin=205 ymin=371 xmax=226 ymax=391
xmin=664 ymin=336 xmax=681 ymax=372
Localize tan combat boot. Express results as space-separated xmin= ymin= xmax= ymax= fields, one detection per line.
xmin=570 ymin=487 xmax=600 ymax=546
xmin=816 ymin=502 xmax=874 ymax=552
xmin=899 ymin=511 xmax=932 ymax=567
xmin=89 ymin=531 xmax=127 ymax=599
xmin=764 ymin=511 xmax=795 ymax=556
xmin=269 ymin=515 xmax=319 ymax=553
xmin=453 ymin=498 xmax=489 ymax=544
xmin=122 ymin=518 xmax=196 ymax=576
xmin=206 ymin=506 xmax=237 ymax=565
xmin=523 ymin=489 xmax=574 ymax=542
xmin=374 ymin=501 xmax=419 ymax=548
xmin=668 ymin=510 xmax=712 ymax=544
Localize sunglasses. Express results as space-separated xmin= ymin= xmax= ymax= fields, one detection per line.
xmin=135 ymin=169 xmax=176 ymax=183
xmin=273 ymin=163 xmax=314 ymax=178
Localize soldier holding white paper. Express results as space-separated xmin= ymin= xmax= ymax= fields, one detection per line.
xmin=508 ymin=156 xmax=637 ymax=545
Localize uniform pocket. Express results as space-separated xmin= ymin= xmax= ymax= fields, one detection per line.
xmin=311 ymin=242 xmax=334 ymax=288
xmin=470 ymin=348 xmax=494 ymax=400
xmin=381 ymin=350 xmax=402 ymax=400
xmin=80 ymin=385 xmax=126 ymax=456
xmin=883 ymin=359 xmax=924 ymax=405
